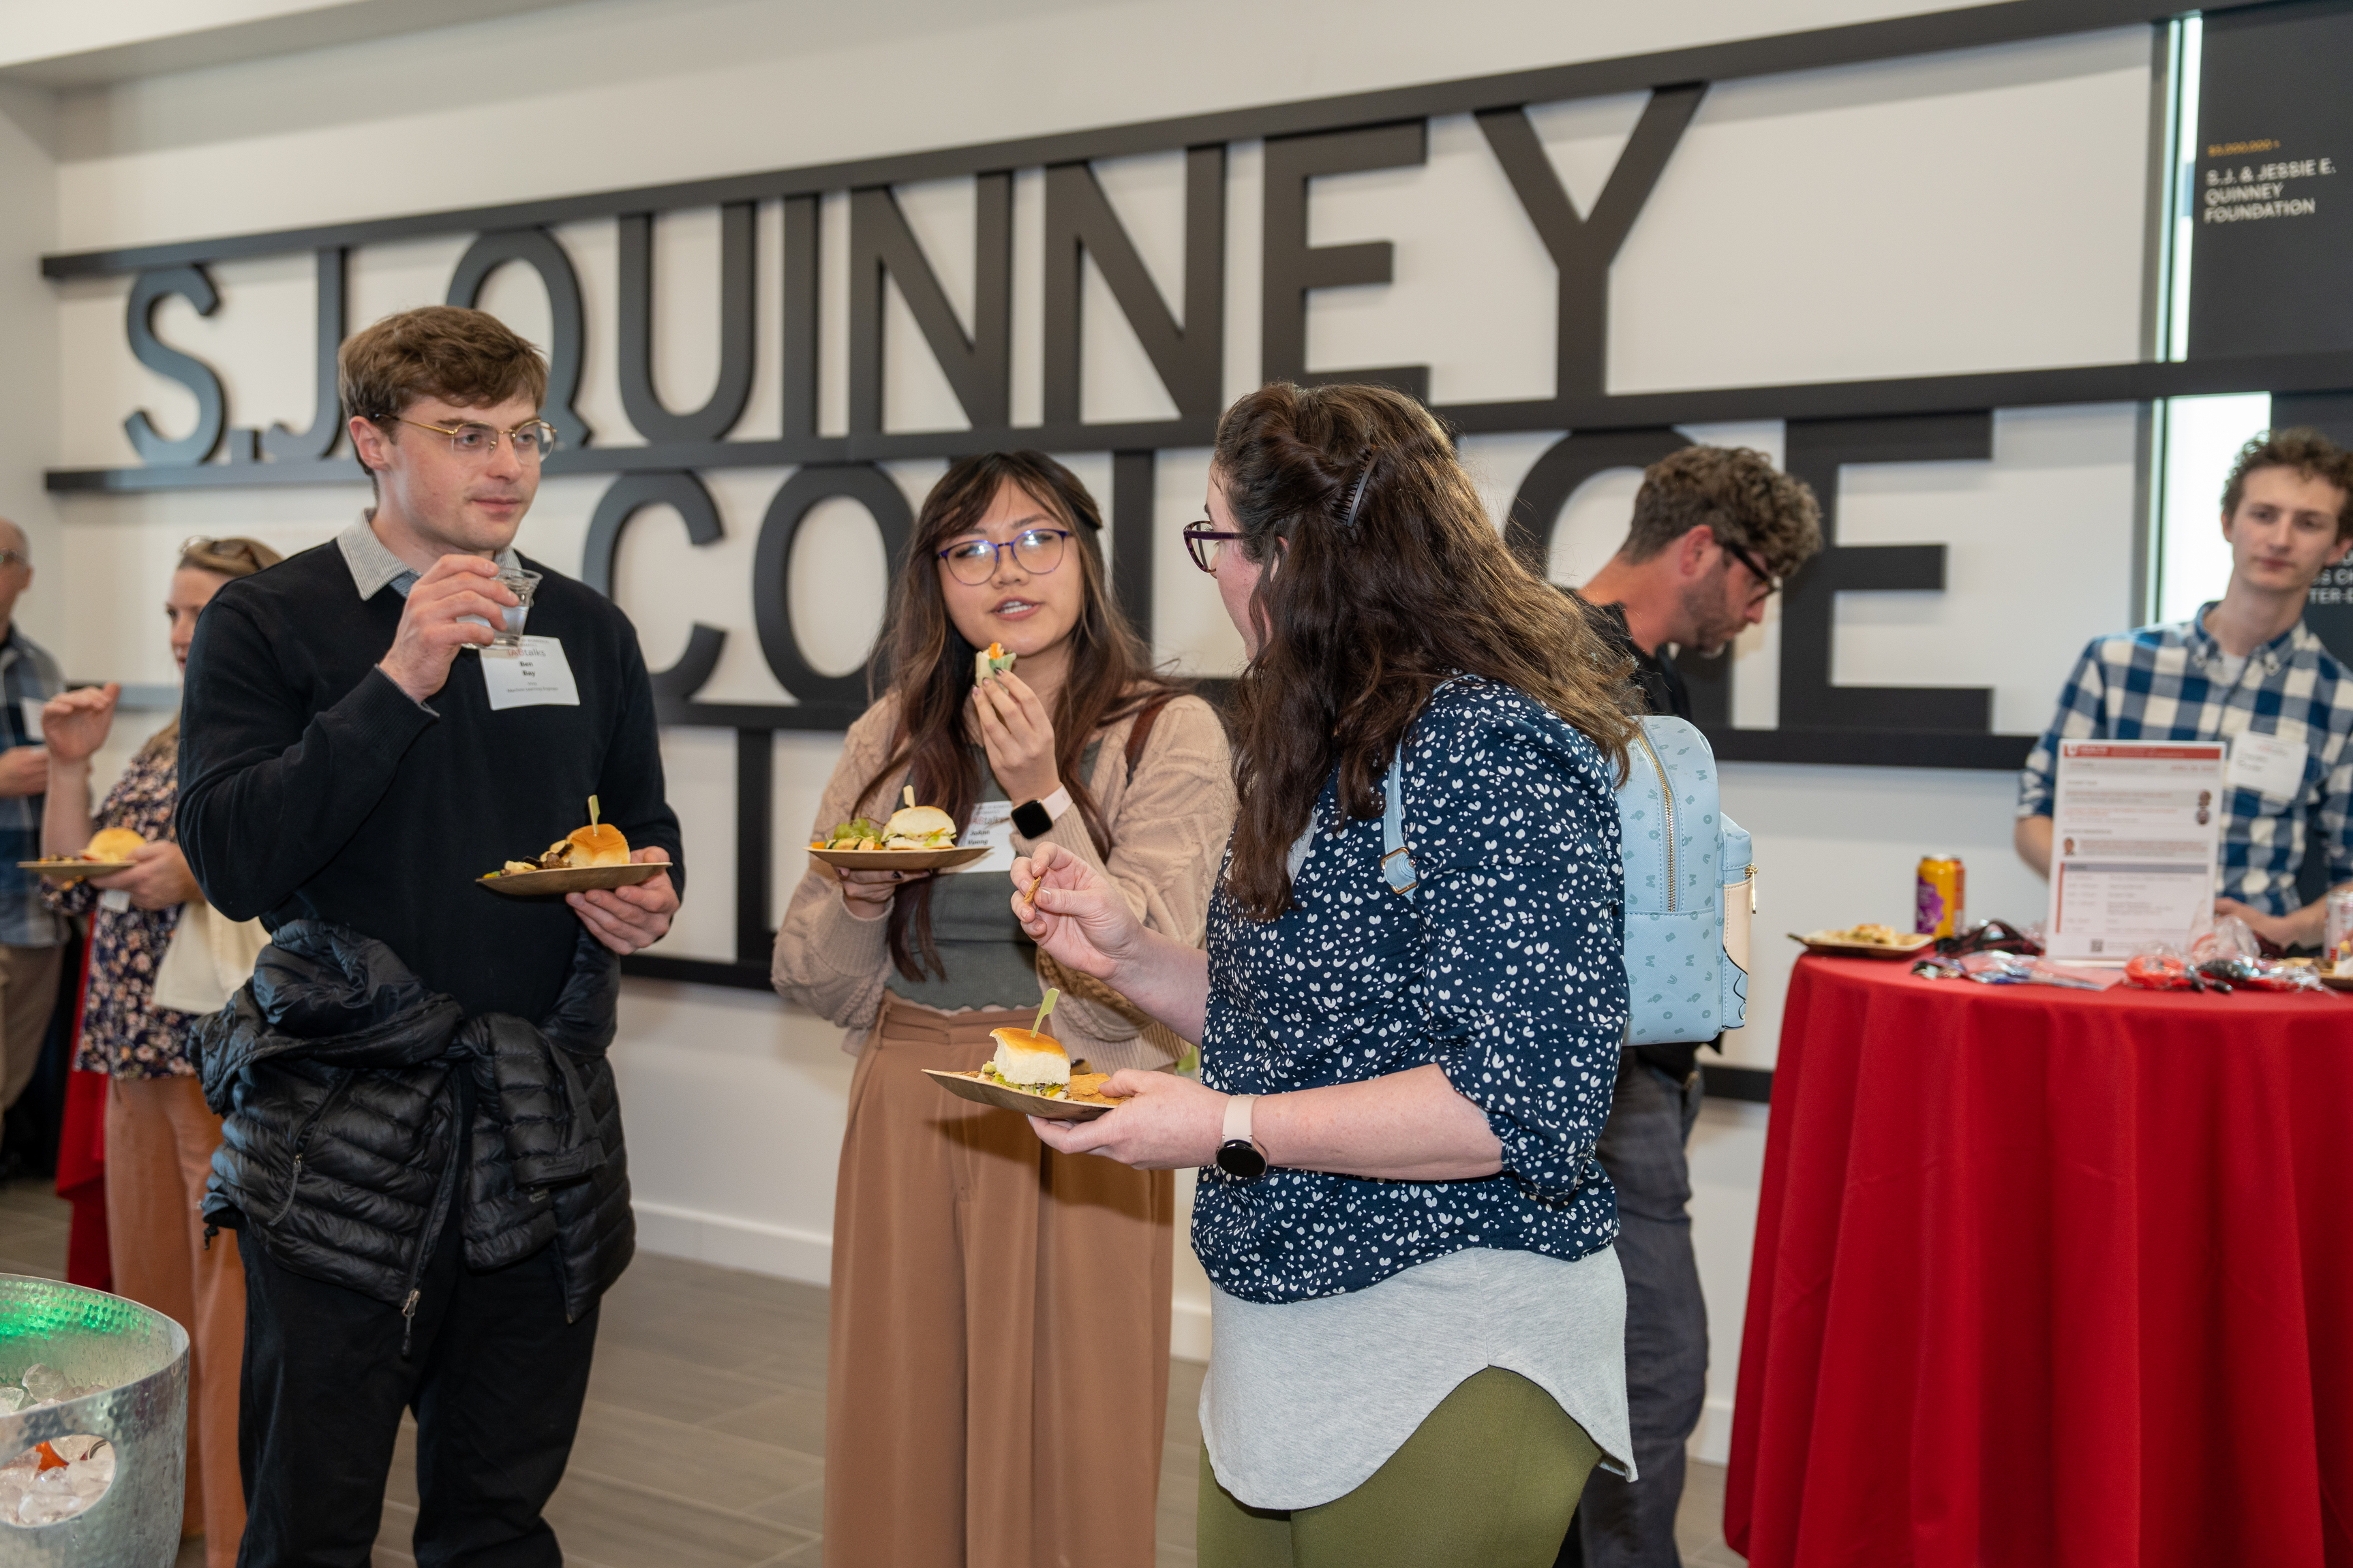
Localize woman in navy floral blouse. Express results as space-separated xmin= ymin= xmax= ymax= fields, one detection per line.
xmin=1014 ymin=384 xmax=1643 ymax=1568
xmin=40 ymin=535 xmax=279 ymax=1568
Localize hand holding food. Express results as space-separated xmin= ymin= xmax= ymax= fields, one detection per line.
xmin=1012 ymin=841 xmax=1145 ymax=985
xmin=969 ymin=666 xmax=1060 ymax=804
xmin=974 ymin=642 xmax=1016 ymax=684
xmin=91 ymin=840 xmax=201 ymax=910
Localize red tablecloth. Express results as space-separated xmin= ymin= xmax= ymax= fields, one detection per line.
xmin=1725 ymin=956 xmax=2353 ymax=1568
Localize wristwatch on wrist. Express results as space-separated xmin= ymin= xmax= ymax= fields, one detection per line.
xmin=1214 ymin=1094 xmax=1269 ymax=1181
xmin=1012 ymin=785 xmax=1071 ymax=839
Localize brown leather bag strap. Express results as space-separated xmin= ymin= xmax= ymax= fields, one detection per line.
xmin=1123 ymin=694 xmax=1176 ymax=780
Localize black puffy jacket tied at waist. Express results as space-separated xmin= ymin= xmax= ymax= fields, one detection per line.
xmin=196 ymin=920 xmax=634 ymax=1329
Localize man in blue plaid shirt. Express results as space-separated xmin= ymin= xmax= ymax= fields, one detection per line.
xmin=0 ymin=519 xmax=66 ymax=1150
xmin=2017 ymin=428 xmax=2353 ymax=950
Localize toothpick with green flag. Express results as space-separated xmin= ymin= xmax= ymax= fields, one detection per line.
xmin=1031 ymin=987 xmax=1059 ymax=1039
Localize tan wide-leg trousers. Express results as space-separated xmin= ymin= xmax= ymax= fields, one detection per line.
xmin=824 ymin=996 xmax=1174 ymax=1568
xmin=106 ymin=1074 xmax=246 ymax=1568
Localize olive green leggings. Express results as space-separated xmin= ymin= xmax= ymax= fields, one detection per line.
xmin=1196 ymin=1367 xmax=1603 ymax=1568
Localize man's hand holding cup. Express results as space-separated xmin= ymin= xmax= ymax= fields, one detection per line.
xmin=378 ymin=556 xmax=518 ymax=703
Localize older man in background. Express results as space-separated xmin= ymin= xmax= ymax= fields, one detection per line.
xmin=0 ymin=519 xmax=66 ymax=1154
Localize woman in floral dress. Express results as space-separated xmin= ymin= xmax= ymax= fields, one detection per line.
xmin=40 ymin=536 xmax=280 ymax=1568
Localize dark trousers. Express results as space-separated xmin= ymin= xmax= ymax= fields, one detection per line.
xmin=1558 ymin=1056 xmax=1709 ymax=1568
xmin=235 ymin=1218 xmax=599 ymax=1568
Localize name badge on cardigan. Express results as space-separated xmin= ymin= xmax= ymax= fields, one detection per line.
xmin=954 ymin=799 xmax=1018 ymax=874
xmin=479 ymin=637 xmax=580 ymax=711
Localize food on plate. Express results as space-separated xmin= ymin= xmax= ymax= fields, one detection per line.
xmin=974 ymin=641 xmax=1017 ymax=685
xmin=484 ymin=796 xmax=629 ymax=877
xmin=1065 ymin=1071 xmax=1119 ymax=1107
xmin=82 ymin=827 xmax=146 ymax=861
xmin=983 ymin=1026 xmax=1071 ymax=1096
xmin=811 ymin=786 xmax=958 ymax=852
xmin=975 ymin=989 xmax=1084 ymax=1099
xmin=1818 ymin=923 xmax=1910 ymax=947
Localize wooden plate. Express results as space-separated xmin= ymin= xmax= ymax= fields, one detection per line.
xmin=1789 ymin=929 xmax=1938 ymax=961
xmin=479 ymin=863 xmax=665 ymax=897
xmin=922 ymin=1069 xmax=1114 ymax=1122
xmin=809 ymin=846 xmax=992 ymax=872
xmin=18 ymin=859 xmax=133 ymax=878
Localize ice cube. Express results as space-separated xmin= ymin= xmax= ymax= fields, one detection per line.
xmin=0 ymin=1387 xmax=25 ymax=1415
xmin=18 ymin=1366 xmax=67 ymax=1403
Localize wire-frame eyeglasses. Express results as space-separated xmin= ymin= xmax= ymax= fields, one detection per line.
xmin=936 ymin=527 xmax=1074 ymax=585
xmin=391 ymin=416 xmax=560 ymax=463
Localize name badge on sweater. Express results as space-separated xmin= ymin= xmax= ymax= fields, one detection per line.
xmin=954 ymin=799 xmax=1018 ymax=875
xmin=479 ymin=637 xmax=580 ymax=711
xmin=2227 ymin=729 xmax=2307 ymax=799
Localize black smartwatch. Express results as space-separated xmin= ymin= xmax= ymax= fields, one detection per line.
xmin=1214 ymin=1094 xmax=1269 ymax=1181
xmin=1012 ymin=798 xmax=1054 ymax=837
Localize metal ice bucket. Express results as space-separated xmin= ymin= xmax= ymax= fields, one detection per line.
xmin=0 ymin=1275 xmax=188 ymax=1565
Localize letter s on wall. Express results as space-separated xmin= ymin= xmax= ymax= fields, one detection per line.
xmin=123 ymin=266 xmax=229 ymax=466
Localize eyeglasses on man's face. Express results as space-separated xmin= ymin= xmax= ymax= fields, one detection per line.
xmin=935 ymin=527 xmax=1074 ymax=586
xmin=1717 ymin=535 xmax=1782 ymax=600
xmin=390 ymin=416 xmax=560 ymax=463
xmin=1183 ymin=519 xmax=1245 ymax=574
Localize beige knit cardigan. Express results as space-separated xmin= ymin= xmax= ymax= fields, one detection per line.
xmin=770 ymin=691 xmax=1234 ymax=1071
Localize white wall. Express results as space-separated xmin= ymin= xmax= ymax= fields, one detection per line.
xmin=8 ymin=0 xmax=2155 ymax=1435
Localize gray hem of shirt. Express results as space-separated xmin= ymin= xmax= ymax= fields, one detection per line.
xmin=1200 ymin=1245 xmax=1636 ymax=1512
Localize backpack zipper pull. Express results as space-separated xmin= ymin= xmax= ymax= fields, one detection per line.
xmin=399 ymin=1289 xmax=421 ymax=1358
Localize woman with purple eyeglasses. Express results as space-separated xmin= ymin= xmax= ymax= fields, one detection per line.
xmin=774 ymin=450 xmax=1232 ymax=1568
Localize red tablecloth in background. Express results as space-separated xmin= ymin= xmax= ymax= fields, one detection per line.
xmin=51 ymin=930 xmax=108 ymax=1291
xmin=1725 ymin=956 xmax=2353 ymax=1568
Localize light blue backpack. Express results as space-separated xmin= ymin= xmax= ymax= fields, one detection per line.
xmin=1380 ymin=713 xmax=1748 ymax=1046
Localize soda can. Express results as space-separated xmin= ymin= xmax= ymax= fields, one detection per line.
xmin=1915 ymin=856 xmax=1966 ymax=938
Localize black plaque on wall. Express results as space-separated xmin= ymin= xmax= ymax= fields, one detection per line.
xmin=2187 ymin=0 xmax=2353 ymax=360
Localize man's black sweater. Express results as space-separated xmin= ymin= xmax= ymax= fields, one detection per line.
xmin=178 ymin=542 xmax=684 ymax=1021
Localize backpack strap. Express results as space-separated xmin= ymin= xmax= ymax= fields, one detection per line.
xmin=1380 ymin=746 xmax=1418 ymax=899
xmin=1123 ymin=694 xmax=1175 ymax=782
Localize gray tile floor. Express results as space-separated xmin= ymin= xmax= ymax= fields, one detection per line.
xmin=0 ymin=1178 xmax=1741 ymax=1565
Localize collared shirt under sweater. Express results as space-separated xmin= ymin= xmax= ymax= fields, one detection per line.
xmin=177 ymin=522 xmax=684 ymax=1021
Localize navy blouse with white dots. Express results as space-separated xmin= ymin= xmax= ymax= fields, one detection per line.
xmin=1195 ymin=677 xmax=1629 ymax=1306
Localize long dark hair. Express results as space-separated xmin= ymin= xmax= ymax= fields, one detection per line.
xmin=862 ymin=452 xmax=1183 ymax=981
xmin=1216 ymin=383 xmax=1637 ymax=919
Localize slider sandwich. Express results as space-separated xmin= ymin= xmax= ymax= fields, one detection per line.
xmin=982 ymin=1025 xmax=1071 ymax=1097
xmin=82 ymin=828 xmax=146 ymax=861
xmin=498 ymin=797 xmax=631 ymax=875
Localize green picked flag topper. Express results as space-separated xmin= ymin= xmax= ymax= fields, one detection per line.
xmin=1031 ymin=987 xmax=1059 ymax=1039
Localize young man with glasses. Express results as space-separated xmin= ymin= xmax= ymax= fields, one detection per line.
xmin=176 ymin=305 xmax=684 ymax=1566
xmin=1558 ymin=444 xmax=1822 ymax=1568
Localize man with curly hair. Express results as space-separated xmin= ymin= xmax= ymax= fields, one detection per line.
xmin=2017 ymin=426 xmax=2353 ymax=950
xmin=1562 ymin=444 xmax=1823 ymax=1568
